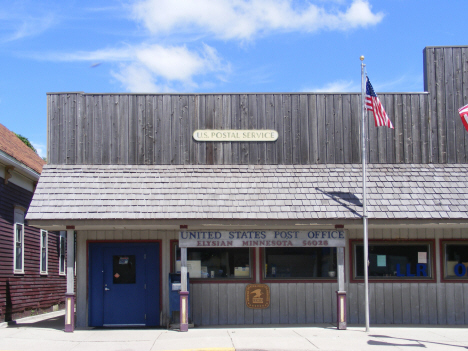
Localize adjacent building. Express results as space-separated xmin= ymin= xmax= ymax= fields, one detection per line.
xmin=0 ymin=124 xmax=67 ymax=323
xmin=26 ymin=46 xmax=468 ymax=329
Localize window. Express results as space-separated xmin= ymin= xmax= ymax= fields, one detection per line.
xmin=113 ymin=255 xmax=136 ymax=284
xmin=353 ymin=241 xmax=433 ymax=280
xmin=442 ymin=241 xmax=468 ymax=280
xmin=13 ymin=206 xmax=25 ymax=274
xmin=14 ymin=223 xmax=24 ymax=273
xmin=40 ymin=230 xmax=48 ymax=274
xmin=173 ymin=242 xmax=251 ymax=279
xmin=59 ymin=231 xmax=66 ymax=275
xmin=264 ymin=247 xmax=337 ymax=279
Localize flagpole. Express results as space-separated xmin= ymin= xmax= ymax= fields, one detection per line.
xmin=360 ymin=55 xmax=370 ymax=332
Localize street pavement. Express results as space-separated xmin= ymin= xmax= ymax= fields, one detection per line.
xmin=1 ymin=312 xmax=467 ymax=351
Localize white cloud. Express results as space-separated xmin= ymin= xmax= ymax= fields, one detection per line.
xmin=45 ymin=47 xmax=134 ymax=62
xmin=132 ymin=0 xmax=384 ymax=40
xmin=31 ymin=142 xmax=46 ymax=159
xmin=111 ymin=64 xmax=161 ymax=93
xmin=46 ymin=43 xmax=230 ymax=92
xmin=0 ymin=10 xmax=56 ymax=43
xmin=303 ymin=80 xmax=358 ymax=92
xmin=13 ymin=1 xmax=384 ymax=93
xmin=340 ymin=0 xmax=383 ymax=28
xmin=136 ymin=44 xmax=219 ymax=81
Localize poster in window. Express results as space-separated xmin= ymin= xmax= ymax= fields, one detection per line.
xmin=377 ymin=255 xmax=386 ymax=267
xmin=418 ymin=252 xmax=427 ymax=264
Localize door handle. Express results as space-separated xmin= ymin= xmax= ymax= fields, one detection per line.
xmin=105 ymin=287 xmax=110 ymax=291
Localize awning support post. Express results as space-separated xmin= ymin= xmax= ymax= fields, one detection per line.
xmin=65 ymin=228 xmax=75 ymax=332
xmin=336 ymin=246 xmax=347 ymax=330
xmin=179 ymin=247 xmax=189 ymax=332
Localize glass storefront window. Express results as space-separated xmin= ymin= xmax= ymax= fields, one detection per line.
xmin=353 ymin=241 xmax=432 ymax=279
xmin=443 ymin=241 xmax=468 ymax=280
xmin=173 ymin=244 xmax=251 ymax=279
xmin=264 ymin=247 xmax=337 ymax=279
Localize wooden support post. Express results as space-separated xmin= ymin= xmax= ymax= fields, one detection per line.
xmin=336 ymin=246 xmax=347 ymax=330
xmin=255 ymin=247 xmax=260 ymax=283
xmin=65 ymin=228 xmax=75 ymax=332
xmin=179 ymin=247 xmax=189 ymax=332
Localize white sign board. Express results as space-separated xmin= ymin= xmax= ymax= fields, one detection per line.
xmin=179 ymin=230 xmax=346 ymax=248
xmin=193 ymin=130 xmax=278 ymax=142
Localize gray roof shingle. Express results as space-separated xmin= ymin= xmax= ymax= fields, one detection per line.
xmin=26 ymin=164 xmax=468 ymax=221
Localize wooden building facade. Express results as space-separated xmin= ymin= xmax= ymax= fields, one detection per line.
xmin=47 ymin=91 xmax=434 ymax=166
xmin=27 ymin=46 xmax=468 ymax=328
xmin=48 ymin=47 xmax=468 ymax=167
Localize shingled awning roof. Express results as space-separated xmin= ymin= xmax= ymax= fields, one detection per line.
xmin=26 ymin=164 xmax=468 ymax=222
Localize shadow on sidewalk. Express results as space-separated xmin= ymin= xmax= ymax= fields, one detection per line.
xmin=7 ymin=315 xmax=66 ymax=331
xmin=370 ymin=334 xmax=468 ymax=349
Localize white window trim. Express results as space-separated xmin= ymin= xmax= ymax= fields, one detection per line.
xmin=40 ymin=229 xmax=48 ymax=275
xmin=13 ymin=223 xmax=25 ymax=274
xmin=59 ymin=231 xmax=66 ymax=276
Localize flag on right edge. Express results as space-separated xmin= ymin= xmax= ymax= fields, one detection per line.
xmin=459 ymin=103 xmax=468 ymax=132
xmin=365 ymin=77 xmax=394 ymax=129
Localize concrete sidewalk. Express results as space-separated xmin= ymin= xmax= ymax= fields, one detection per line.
xmin=1 ymin=312 xmax=467 ymax=351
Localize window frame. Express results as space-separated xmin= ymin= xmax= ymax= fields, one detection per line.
xmin=260 ymin=247 xmax=339 ymax=283
xmin=40 ymin=229 xmax=48 ymax=275
xmin=13 ymin=223 xmax=25 ymax=274
xmin=170 ymin=240 xmax=256 ymax=283
xmin=350 ymin=239 xmax=436 ymax=283
xmin=59 ymin=231 xmax=66 ymax=275
xmin=440 ymin=239 xmax=468 ymax=282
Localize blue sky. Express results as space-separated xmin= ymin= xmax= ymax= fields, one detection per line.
xmin=1 ymin=0 xmax=467 ymax=158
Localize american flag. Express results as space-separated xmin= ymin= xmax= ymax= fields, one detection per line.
xmin=459 ymin=103 xmax=468 ymax=132
xmin=365 ymin=77 xmax=394 ymax=129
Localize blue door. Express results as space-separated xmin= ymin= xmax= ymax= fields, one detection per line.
xmin=89 ymin=242 xmax=160 ymax=327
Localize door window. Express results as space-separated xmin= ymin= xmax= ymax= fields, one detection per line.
xmin=113 ymin=255 xmax=136 ymax=284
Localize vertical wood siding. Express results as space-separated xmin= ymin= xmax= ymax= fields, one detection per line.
xmin=48 ymin=93 xmax=436 ymax=165
xmin=190 ymin=282 xmax=339 ymax=326
xmin=0 ymin=178 xmax=66 ymax=322
xmin=424 ymin=46 xmax=468 ymax=163
xmin=189 ymin=281 xmax=468 ymax=326
xmin=76 ymin=228 xmax=467 ymax=327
